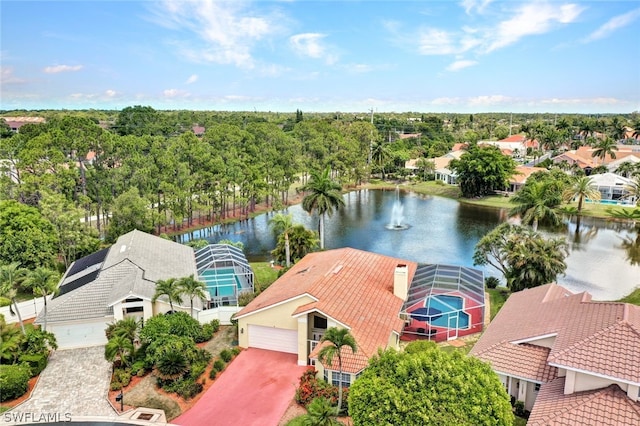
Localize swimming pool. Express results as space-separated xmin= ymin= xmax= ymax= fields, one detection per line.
xmin=411 ymin=294 xmax=470 ymax=329
xmin=200 ymin=268 xmax=243 ymax=297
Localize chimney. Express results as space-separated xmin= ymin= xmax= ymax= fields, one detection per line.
xmin=394 ymin=264 xmax=409 ymax=300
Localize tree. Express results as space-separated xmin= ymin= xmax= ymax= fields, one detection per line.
xmin=0 ymin=263 xmax=28 ymax=335
xmin=152 ymin=278 xmax=182 ymax=312
xmin=348 ymin=344 xmax=514 ymax=425
xmin=301 ymin=397 xmax=341 ymax=426
xmin=154 ymin=349 xmax=190 ymax=381
xmin=23 ymin=267 xmax=60 ymax=331
xmin=563 ymin=176 xmax=601 ymax=215
xmin=269 ymin=213 xmax=294 ymax=267
xmin=0 ymin=315 xmax=23 ymax=363
xmin=272 ymin=224 xmax=319 ymax=265
xmin=509 ymin=181 xmax=562 ymax=231
xmin=474 ymin=223 xmax=568 ymax=292
xmin=625 ymin=176 xmax=640 ymax=206
xmin=415 ymin=158 xmax=435 ymax=181
xmin=105 ymin=317 xmax=140 ymax=343
xmin=318 ymin=327 xmax=357 ymax=414
xmin=591 ymin=137 xmax=618 ymax=165
xmin=449 ymin=145 xmax=516 ymax=198
xmin=177 ymin=275 xmax=208 ymax=317
xmin=106 ymin=187 xmax=154 ymax=243
xmin=104 ymin=335 xmax=135 ymax=368
xmin=301 ymin=167 xmax=345 ymax=250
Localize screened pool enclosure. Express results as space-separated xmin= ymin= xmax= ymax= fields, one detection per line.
xmin=195 ymin=244 xmax=254 ymax=307
xmin=401 ymin=264 xmax=485 ymax=342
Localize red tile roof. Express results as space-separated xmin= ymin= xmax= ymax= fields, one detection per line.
xmin=474 ymin=342 xmax=558 ymax=383
xmin=528 ymin=378 xmax=640 ymax=426
xmin=509 ymin=166 xmax=547 ymax=185
xmin=236 ymin=248 xmax=418 ymax=373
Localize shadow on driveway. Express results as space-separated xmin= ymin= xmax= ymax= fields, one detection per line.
xmin=175 ymin=348 xmax=309 ymax=426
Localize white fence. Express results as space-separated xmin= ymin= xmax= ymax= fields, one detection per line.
xmin=0 ymin=296 xmax=48 ymax=324
xmin=197 ymin=306 xmax=241 ymax=325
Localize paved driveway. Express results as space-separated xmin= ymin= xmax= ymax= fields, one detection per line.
xmin=8 ymin=346 xmax=116 ymax=421
xmin=175 ymin=348 xmax=309 ymax=426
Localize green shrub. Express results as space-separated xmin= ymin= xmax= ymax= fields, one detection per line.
xmin=199 ymin=324 xmax=214 ymax=342
xmin=219 ymin=349 xmax=233 ymax=362
xmin=231 ymin=347 xmax=241 ymax=356
xmin=213 ymin=359 xmax=225 ymax=372
xmin=209 ymin=319 xmax=220 ymax=333
xmin=209 ymin=369 xmax=217 ymax=380
xmin=113 ymin=368 xmax=132 ymax=387
xmin=514 ymin=400 xmax=526 ymax=417
xmin=485 ymin=276 xmax=500 ymax=289
xmin=131 ymin=360 xmax=146 ymax=375
xmin=18 ymin=353 xmax=47 ymax=376
xmin=190 ymin=362 xmax=207 ymax=381
xmin=404 ymin=340 xmax=438 ymax=354
xmin=0 ymin=364 xmax=31 ymax=402
xmin=110 ymin=381 xmax=122 ymax=391
xmin=176 ymin=379 xmax=203 ymax=400
xmin=136 ymin=368 xmax=146 ymax=377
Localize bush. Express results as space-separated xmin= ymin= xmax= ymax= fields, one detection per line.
xmin=294 ymin=369 xmax=347 ymax=411
xmin=113 ymin=368 xmax=131 ymax=387
xmin=485 ymin=276 xmax=500 ymax=289
xmin=514 ymin=400 xmax=526 ymax=417
xmin=231 ymin=347 xmax=241 ymax=356
xmin=131 ymin=360 xmax=146 ymax=375
xmin=212 ymin=359 xmax=225 ymax=372
xmin=219 ymin=349 xmax=233 ymax=362
xmin=18 ymin=353 xmax=47 ymax=376
xmin=110 ymin=381 xmax=122 ymax=391
xmin=200 ymin=324 xmax=214 ymax=342
xmin=175 ymin=378 xmax=204 ymax=400
xmin=209 ymin=319 xmax=220 ymax=333
xmin=0 ymin=364 xmax=31 ymax=402
xmin=209 ymin=368 xmax=217 ymax=380
xmin=190 ymin=362 xmax=207 ymax=381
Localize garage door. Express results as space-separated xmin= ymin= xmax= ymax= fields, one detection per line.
xmin=50 ymin=321 xmax=108 ymax=349
xmin=248 ymin=325 xmax=298 ymax=354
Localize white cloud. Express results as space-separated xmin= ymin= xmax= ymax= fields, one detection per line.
xmin=461 ymin=0 xmax=494 ymax=15
xmin=290 ymin=33 xmax=338 ymax=65
xmin=446 ymin=59 xmax=478 ymax=71
xmin=105 ymin=90 xmax=117 ymax=98
xmin=0 ymin=66 xmax=26 ymax=84
xmin=185 ymin=74 xmax=198 ymax=84
xmin=486 ymin=2 xmax=583 ymax=52
xmin=43 ymin=64 xmax=83 ymax=73
xmin=583 ymin=8 xmax=640 ymax=43
xmin=468 ymin=95 xmax=513 ymax=106
xmin=149 ymin=1 xmax=283 ymax=69
xmin=418 ymin=29 xmax=459 ymax=55
xmin=163 ymin=89 xmax=190 ymax=98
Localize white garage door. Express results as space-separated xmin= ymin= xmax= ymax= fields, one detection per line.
xmin=50 ymin=321 xmax=108 ymax=349
xmin=248 ymin=325 xmax=298 ymax=354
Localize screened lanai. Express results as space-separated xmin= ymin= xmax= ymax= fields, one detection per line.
xmin=195 ymin=244 xmax=254 ymax=307
xmin=401 ymin=264 xmax=485 ymax=342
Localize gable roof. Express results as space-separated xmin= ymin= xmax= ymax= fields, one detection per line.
xmin=528 ymin=378 xmax=640 ymax=426
xmin=236 ymin=248 xmax=418 ymax=372
xmin=509 ymin=166 xmax=547 ymax=185
xmin=471 ymin=284 xmax=640 ymax=385
xmin=473 ymin=342 xmax=558 ymax=383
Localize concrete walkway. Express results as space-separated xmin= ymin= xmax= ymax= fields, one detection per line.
xmin=8 ymin=346 xmax=117 ymax=421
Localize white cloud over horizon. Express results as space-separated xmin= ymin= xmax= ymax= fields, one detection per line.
xmin=583 ymin=7 xmax=640 ymax=43
xmin=43 ymin=64 xmax=83 ymax=73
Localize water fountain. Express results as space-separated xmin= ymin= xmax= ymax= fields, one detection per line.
xmin=386 ymin=186 xmax=410 ymax=230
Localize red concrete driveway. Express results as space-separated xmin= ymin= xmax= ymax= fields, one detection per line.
xmin=175 ymin=348 xmax=309 ymax=426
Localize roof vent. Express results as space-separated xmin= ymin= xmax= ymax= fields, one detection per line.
xmin=120 ymin=245 xmax=127 ymax=253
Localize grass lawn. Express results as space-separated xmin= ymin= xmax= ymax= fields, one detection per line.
xmin=618 ymin=287 xmax=640 ymax=305
xmin=250 ymin=262 xmax=280 ymax=293
xmin=487 ymin=287 xmax=511 ymax=320
xmin=365 ymin=180 xmax=462 ymax=199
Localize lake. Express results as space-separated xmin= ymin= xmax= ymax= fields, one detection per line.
xmin=176 ymin=189 xmax=640 ymax=301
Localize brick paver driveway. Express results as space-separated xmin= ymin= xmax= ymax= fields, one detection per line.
xmin=175 ymin=348 xmax=309 ymax=426
xmin=7 ymin=346 xmax=116 ymax=421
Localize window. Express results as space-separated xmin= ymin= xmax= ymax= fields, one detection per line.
xmin=125 ymin=306 xmax=143 ymax=313
xmin=534 ymin=384 xmax=541 ymax=392
xmin=314 ymin=316 xmax=327 ymax=329
xmin=331 ymin=371 xmax=351 ymax=388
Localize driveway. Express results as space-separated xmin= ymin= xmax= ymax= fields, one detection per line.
xmin=8 ymin=346 xmax=116 ymax=421
xmin=174 ymin=348 xmax=309 ymax=426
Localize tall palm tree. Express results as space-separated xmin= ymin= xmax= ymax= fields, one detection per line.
xmin=272 ymin=224 xmax=319 ymax=264
xmin=563 ymin=176 xmax=601 ymax=214
xmin=152 ymin=277 xmax=182 ymax=312
xmin=0 ymin=262 xmax=28 ymax=335
xmin=506 ymin=234 xmax=568 ymax=292
xmin=302 ymin=397 xmax=341 ymax=426
xmin=24 ymin=267 xmax=60 ymax=331
xmin=509 ymin=181 xmax=562 ymax=231
xmin=104 ymin=334 xmax=135 ymax=367
xmin=317 ymin=327 xmax=357 ymax=415
xmin=177 ymin=275 xmax=208 ymax=317
xmin=370 ymin=140 xmax=392 ymax=179
xmin=615 ymin=161 xmax=638 ymax=178
xmin=301 ymin=167 xmax=345 ymax=250
xmin=269 ymin=213 xmax=294 ymax=267
xmin=591 ymin=137 xmax=618 ymax=165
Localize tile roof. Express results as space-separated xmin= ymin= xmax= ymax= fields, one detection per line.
xmin=471 ymin=284 xmax=639 ymax=385
xmin=574 ymin=146 xmax=638 ymax=165
xmin=552 ymin=151 xmax=595 ymax=168
xmin=237 ymin=247 xmax=417 ymax=373
xmin=509 ymin=166 xmax=547 ymax=185
xmin=474 ymin=342 xmax=558 ymax=383
xmin=528 ymin=378 xmax=640 ymax=426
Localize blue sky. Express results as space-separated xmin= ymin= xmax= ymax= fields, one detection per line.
xmin=1 ymin=0 xmax=639 ymax=113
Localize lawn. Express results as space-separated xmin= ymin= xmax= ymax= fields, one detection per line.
xmin=250 ymin=262 xmax=280 ymax=293
xmin=487 ymin=287 xmax=511 ymax=320
xmin=618 ymin=287 xmax=640 ymax=305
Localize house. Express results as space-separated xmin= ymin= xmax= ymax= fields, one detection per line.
xmin=433 ymin=150 xmax=465 ymax=185
xmin=471 ymin=284 xmax=640 ymax=424
xmin=608 ymin=154 xmax=640 ymax=176
xmin=479 ymin=139 xmax=526 ymax=158
xmin=1 ymin=116 xmax=46 ymax=132
xmin=36 ymin=230 xmax=204 ymax=349
xmin=508 ymin=166 xmax=547 ymax=193
xmin=551 ymin=151 xmax=595 ymax=170
xmin=499 ymin=134 xmax=539 ymax=151
xmin=588 ymin=172 xmax=635 ymax=203
xmin=234 ymin=248 xmax=485 ymax=387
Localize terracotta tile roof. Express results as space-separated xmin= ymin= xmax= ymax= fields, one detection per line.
xmin=509 ymin=166 xmax=547 ymax=185
xmin=528 ymin=378 xmax=640 ymax=426
xmin=471 ymin=284 xmax=639 ymax=385
xmin=574 ymin=146 xmax=637 ymax=165
xmin=474 ymin=342 xmax=558 ymax=383
xmin=499 ymin=135 xmax=526 ymax=142
xmin=308 ymin=341 xmax=372 ymax=374
xmin=452 ymin=143 xmax=468 ymax=151
xmin=552 ymin=151 xmax=595 ymax=168
xmin=236 ymin=248 xmax=418 ymax=373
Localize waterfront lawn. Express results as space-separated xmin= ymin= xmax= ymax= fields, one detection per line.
xmin=250 ymin=262 xmax=280 ymax=293
xmin=487 ymin=287 xmax=510 ymax=320
xmin=618 ymin=287 xmax=640 ymax=305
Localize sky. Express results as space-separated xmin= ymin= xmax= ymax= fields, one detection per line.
xmin=1 ymin=0 xmax=639 ymax=114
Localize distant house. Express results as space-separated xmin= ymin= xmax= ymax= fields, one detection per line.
xmin=1 ymin=116 xmax=46 ymax=132
xmin=608 ymin=155 xmax=640 ymax=176
xmin=588 ymin=173 xmax=635 ymax=203
xmin=37 ymin=230 xmax=204 ymax=349
xmin=234 ymin=248 xmax=485 ymax=386
xmin=471 ymin=284 xmax=640 ymax=424
xmin=192 ymin=125 xmax=206 ymax=137
xmin=479 ymin=138 xmax=527 ymax=158
xmin=432 ymin=151 xmax=465 ymax=185
xmin=508 ymin=166 xmax=547 ymax=193
xmin=551 ymin=151 xmax=595 ymax=170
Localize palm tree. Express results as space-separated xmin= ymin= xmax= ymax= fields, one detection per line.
xmin=24 ymin=267 xmax=60 ymax=331
xmin=509 ymin=182 xmax=562 ymax=231
xmin=0 ymin=315 xmax=23 ymax=363
xmin=104 ymin=334 xmax=135 ymax=367
xmin=152 ymin=277 xmax=182 ymax=312
xmin=563 ymin=176 xmax=601 ymax=214
xmin=615 ymin=161 xmax=638 ymax=178
xmin=370 ymin=140 xmax=392 ymax=179
xmin=177 ymin=275 xmax=208 ymax=317
xmin=105 ymin=317 xmax=140 ymax=343
xmin=317 ymin=327 xmax=357 ymax=415
xmin=625 ymin=176 xmax=640 ymax=206
xmin=272 ymin=224 xmax=319 ymax=264
xmin=591 ymin=137 xmax=618 ymax=165
xmin=154 ymin=350 xmax=189 ymax=381
xmin=506 ymin=233 xmax=568 ymax=292
xmin=301 ymin=167 xmax=345 ymax=250
xmin=302 ymin=397 xmax=341 ymax=426
xmin=269 ymin=213 xmax=294 ymax=267
xmin=0 ymin=262 xmax=28 ymax=335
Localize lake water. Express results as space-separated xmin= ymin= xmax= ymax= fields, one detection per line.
xmin=176 ymin=189 xmax=640 ymax=301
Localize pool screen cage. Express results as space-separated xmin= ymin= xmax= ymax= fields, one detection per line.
xmin=400 ymin=264 xmax=485 ymax=341
xmin=195 ymin=244 xmax=254 ymax=307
